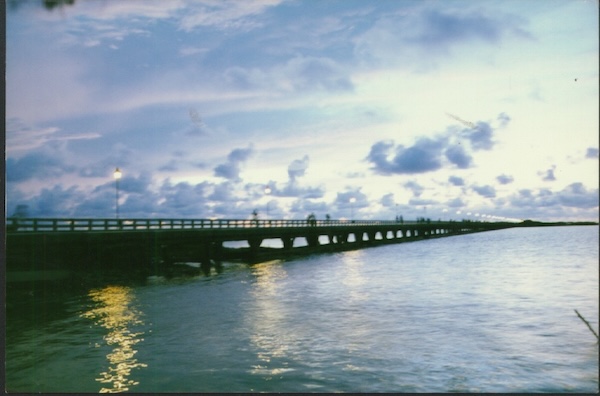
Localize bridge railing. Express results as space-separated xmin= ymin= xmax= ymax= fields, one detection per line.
xmin=5 ymin=217 xmax=428 ymax=233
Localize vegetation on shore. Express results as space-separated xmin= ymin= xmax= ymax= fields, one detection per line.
xmin=518 ymin=220 xmax=598 ymax=227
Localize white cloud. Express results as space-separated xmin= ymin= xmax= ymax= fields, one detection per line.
xmin=6 ymin=118 xmax=101 ymax=155
xmin=5 ymin=0 xmax=599 ymax=222
xmin=179 ymin=0 xmax=284 ymax=31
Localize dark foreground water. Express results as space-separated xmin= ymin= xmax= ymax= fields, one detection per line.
xmin=5 ymin=226 xmax=599 ymax=393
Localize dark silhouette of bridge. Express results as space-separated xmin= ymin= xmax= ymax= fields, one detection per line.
xmin=6 ymin=217 xmax=519 ymax=279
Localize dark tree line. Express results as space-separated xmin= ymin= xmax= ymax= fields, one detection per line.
xmin=8 ymin=0 xmax=76 ymax=12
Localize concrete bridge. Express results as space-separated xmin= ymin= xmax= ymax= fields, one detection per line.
xmin=5 ymin=217 xmax=518 ymax=279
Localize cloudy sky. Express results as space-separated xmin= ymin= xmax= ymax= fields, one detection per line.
xmin=6 ymin=0 xmax=599 ymax=222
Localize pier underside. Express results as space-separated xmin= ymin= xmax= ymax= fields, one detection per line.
xmin=6 ymin=221 xmax=517 ymax=279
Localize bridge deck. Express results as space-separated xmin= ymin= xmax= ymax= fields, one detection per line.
xmin=5 ymin=217 xmax=519 ymax=278
xmin=6 ymin=217 xmax=423 ymax=233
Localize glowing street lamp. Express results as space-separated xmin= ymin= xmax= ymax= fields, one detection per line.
xmin=113 ymin=167 xmax=122 ymax=219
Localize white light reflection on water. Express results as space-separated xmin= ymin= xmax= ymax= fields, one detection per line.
xmin=339 ymin=250 xmax=369 ymax=303
xmin=80 ymin=285 xmax=148 ymax=393
xmin=245 ymin=260 xmax=296 ymax=379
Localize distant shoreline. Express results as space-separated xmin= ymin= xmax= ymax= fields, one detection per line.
xmin=517 ymin=220 xmax=599 ymax=227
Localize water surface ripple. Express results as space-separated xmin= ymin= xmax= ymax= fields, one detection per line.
xmin=6 ymin=226 xmax=598 ymax=392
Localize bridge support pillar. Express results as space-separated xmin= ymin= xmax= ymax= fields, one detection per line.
xmin=198 ymin=242 xmax=213 ymax=275
xmin=282 ymin=237 xmax=294 ymax=250
xmin=207 ymin=241 xmax=223 ymax=260
xmin=368 ymin=232 xmax=376 ymax=243
xmin=328 ymin=234 xmax=335 ymax=245
xmin=306 ymin=234 xmax=319 ymax=248
xmin=248 ymin=238 xmax=262 ymax=258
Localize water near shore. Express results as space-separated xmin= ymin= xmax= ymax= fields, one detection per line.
xmin=5 ymin=226 xmax=598 ymax=393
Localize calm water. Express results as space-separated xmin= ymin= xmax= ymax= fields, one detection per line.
xmin=5 ymin=226 xmax=599 ymax=393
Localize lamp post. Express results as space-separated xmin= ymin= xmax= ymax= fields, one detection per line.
xmin=264 ymin=186 xmax=272 ymax=218
xmin=349 ymin=197 xmax=356 ymax=219
xmin=113 ymin=167 xmax=122 ymax=219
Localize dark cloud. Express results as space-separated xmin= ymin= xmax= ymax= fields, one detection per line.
xmin=367 ymin=116 xmax=505 ymax=175
xmin=403 ymin=181 xmax=424 ymax=197
xmin=394 ymin=137 xmax=446 ymax=173
xmin=496 ymin=174 xmax=514 ymax=185
xmin=355 ymin=6 xmax=531 ymax=71
xmin=509 ymin=188 xmax=555 ymax=208
xmin=119 ymin=192 xmax=162 ymax=218
xmin=497 ymin=112 xmax=511 ymax=128
xmin=509 ymin=184 xmax=598 ymax=210
xmin=558 ymin=183 xmax=599 ymax=208
xmin=212 ymin=157 xmax=238 ymax=181
xmin=38 ymin=186 xmax=82 ymax=216
xmin=280 ymin=184 xmax=325 ymax=199
xmin=159 ymin=160 xmax=179 ymax=172
xmin=228 ymin=146 xmax=254 ymax=162
xmin=208 ymin=181 xmax=236 ymax=202
xmin=366 ymin=141 xmax=395 ymax=173
xmin=586 ymin=147 xmax=599 ymax=159
xmin=265 ymin=182 xmax=324 ymax=200
xmin=448 ymin=176 xmax=465 ymax=186
xmin=73 ymin=190 xmax=115 ymax=218
xmin=397 ymin=8 xmax=531 ymax=54
xmin=119 ymin=172 xmax=154 ymax=194
xmin=413 ymin=9 xmax=505 ymax=48
xmin=214 ymin=145 xmax=254 ymax=181
xmin=77 ymin=146 xmax=136 ymax=178
xmin=159 ymin=180 xmax=210 ymax=216
xmin=10 ymin=171 xmax=160 ymax=218
xmin=334 ymin=190 xmax=369 ymax=214
xmin=518 ymin=189 xmax=533 ymax=199
xmin=464 ymin=122 xmax=495 ymax=150
xmin=367 ymin=137 xmax=446 ymax=174
xmin=446 ymin=197 xmax=465 ymax=207
xmin=258 ymin=155 xmax=325 ymax=199
xmin=286 ymin=56 xmax=354 ymax=92
xmin=380 ymin=193 xmax=395 ymax=207
xmin=408 ymin=198 xmax=438 ymax=206
xmin=445 ymin=144 xmax=472 ymax=168
xmin=540 ymin=166 xmax=556 ymax=182
xmin=472 ymin=185 xmax=496 ymax=198
xmin=15 ymin=185 xmax=84 ymax=217
xmin=288 ymin=155 xmax=310 ymax=182
xmin=6 ymin=152 xmax=75 ymax=182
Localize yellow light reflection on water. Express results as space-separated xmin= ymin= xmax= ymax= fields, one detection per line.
xmin=80 ymin=285 xmax=147 ymax=393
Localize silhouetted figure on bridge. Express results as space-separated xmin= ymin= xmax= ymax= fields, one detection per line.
xmin=252 ymin=209 xmax=258 ymax=226
xmin=307 ymin=213 xmax=317 ymax=226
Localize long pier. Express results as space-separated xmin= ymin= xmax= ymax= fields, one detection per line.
xmin=5 ymin=217 xmax=518 ymax=279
